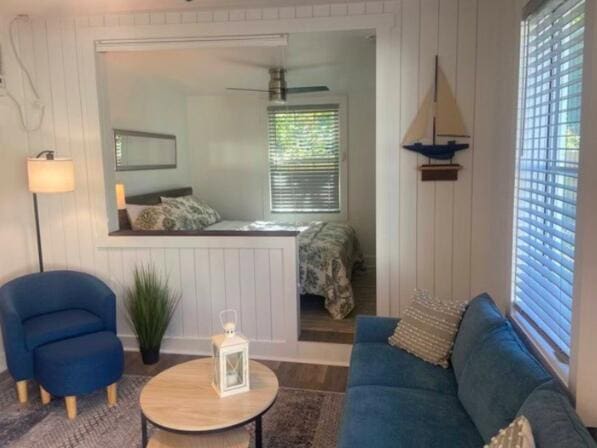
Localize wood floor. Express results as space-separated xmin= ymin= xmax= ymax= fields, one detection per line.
xmin=125 ymin=352 xmax=348 ymax=393
xmin=299 ymin=266 xmax=376 ymax=344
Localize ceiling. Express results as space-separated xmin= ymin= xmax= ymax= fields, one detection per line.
xmin=0 ymin=0 xmax=368 ymax=17
xmin=103 ymin=30 xmax=376 ymax=96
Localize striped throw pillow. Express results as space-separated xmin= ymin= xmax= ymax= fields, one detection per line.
xmin=485 ymin=416 xmax=535 ymax=448
xmin=389 ymin=290 xmax=467 ymax=368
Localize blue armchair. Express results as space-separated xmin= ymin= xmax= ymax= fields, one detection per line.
xmin=0 ymin=270 xmax=116 ymax=404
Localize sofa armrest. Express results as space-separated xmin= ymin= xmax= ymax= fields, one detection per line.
xmin=354 ymin=315 xmax=399 ymax=343
xmin=75 ymin=276 xmax=117 ymax=333
xmin=0 ymin=295 xmax=32 ymax=380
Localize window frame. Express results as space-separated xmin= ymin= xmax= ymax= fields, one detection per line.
xmin=263 ymin=95 xmax=348 ymax=221
xmin=510 ymin=0 xmax=586 ymax=384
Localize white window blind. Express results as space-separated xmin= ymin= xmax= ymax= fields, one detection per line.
xmin=513 ymin=0 xmax=585 ymax=358
xmin=268 ymin=104 xmax=341 ymax=213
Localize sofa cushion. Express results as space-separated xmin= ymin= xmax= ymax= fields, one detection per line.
xmin=451 ymin=293 xmax=507 ymax=380
xmin=517 ymin=381 xmax=597 ymax=448
xmin=23 ymin=309 xmax=104 ymax=351
xmin=339 ymin=385 xmax=484 ymax=448
xmin=457 ymin=323 xmax=551 ymax=442
xmin=348 ymin=342 xmax=458 ymax=395
xmin=354 ymin=315 xmax=400 ymax=344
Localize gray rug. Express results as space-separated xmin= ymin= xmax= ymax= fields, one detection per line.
xmin=0 ymin=374 xmax=344 ymax=448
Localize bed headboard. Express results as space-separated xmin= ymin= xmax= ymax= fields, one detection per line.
xmin=125 ymin=187 xmax=193 ymax=206
xmin=118 ymin=187 xmax=193 ymax=230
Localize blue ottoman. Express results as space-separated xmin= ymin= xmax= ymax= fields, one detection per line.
xmin=34 ymin=331 xmax=124 ymax=419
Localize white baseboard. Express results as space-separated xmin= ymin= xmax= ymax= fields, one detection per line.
xmin=119 ymin=334 xmax=350 ymax=367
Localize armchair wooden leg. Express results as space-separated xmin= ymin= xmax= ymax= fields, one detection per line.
xmin=40 ymin=386 xmax=51 ymax=405
xmin=65 ymin=396 xmax=77 ymax=420
xmin=106 ymin=383 xmax=117 ymax=407
xmin=16 ymin=380 xmax=28 ymax=404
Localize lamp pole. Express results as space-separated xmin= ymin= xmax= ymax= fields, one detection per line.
xmin=32 ymin=193 xmax=43 ymax=272
xmin=30 ymin=150 xmax=55 ymax=273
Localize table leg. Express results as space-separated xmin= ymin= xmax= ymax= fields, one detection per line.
xmin=256 ymin=415 xmax=263 ymax=448
xmin=141 ymin=413 xmax=148 ymax=448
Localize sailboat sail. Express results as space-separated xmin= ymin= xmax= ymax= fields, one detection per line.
xmin=436 ymin=68 xmax=469 ymax=138
xmin=402 ymin=89 xmax=434 ymax=145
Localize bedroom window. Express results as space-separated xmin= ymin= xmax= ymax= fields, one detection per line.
xmin=267 ymin=104 xmax=341 ymax=213
xmin=511 ymin=0 xmax=585 ymax=377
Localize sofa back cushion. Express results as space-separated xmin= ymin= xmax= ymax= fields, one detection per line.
xmin=451 ymin=293 xmax=507 ymax=380
xmin=457 ymin=323 xmax=551 ymax=442
xmin=518 ymin=381 xmax=597 ymax=448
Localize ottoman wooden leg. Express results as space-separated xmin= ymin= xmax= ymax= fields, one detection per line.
xmin=40 ymin=386 xmax=51 ymax=405
xmin=16 ymin=380 xmax=28 ymax=404
xmin=65 ymin=396 xmax=77 ymax=420
xmin=106 ymin=383 xmax=117 ymax=406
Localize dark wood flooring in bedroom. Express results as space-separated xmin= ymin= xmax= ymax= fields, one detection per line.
xmin=124 ymin=352 xmax=348 ymax=393
xmin=299 ymin=266 xmax=376 ymax=344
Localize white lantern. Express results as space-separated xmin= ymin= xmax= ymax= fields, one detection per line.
xmin=211 ymin=310 xmax=250 ymax=397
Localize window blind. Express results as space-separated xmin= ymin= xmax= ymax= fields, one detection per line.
xmin=513 ymin=0 xmax=585 ymax=358
xmin=268 ymin=104 xmax=341 ymax=213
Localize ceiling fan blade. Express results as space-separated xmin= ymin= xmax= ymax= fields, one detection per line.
xmin=287 ymin=86 xmax=330 ymax=94
xmin=226 ymin=87 xmax=271 ymax=93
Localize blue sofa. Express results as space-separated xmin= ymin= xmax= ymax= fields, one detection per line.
xmin=339 ymin=294 xmax=596 ymax=448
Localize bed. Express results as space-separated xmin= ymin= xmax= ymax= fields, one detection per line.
xmin=118 ymin=188 xmax=364 ymax=319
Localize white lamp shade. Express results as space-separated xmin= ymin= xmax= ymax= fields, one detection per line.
xmin=115 ymin=183 xmax=126 ymax=210
xmin=27 ymin=157 xmax=75 ymax=193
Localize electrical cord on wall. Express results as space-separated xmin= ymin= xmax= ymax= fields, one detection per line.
xmin=3 ymin=15 xmax=45 ymax=132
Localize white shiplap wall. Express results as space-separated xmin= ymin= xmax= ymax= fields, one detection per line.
xmin=103 ymin=237 xmax=301 ymax=361
xmin=0 ymin=1 xmax=521 ymax=365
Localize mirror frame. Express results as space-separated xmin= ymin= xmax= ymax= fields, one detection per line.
xmin=114 ymin=128 xmax=177 ymax=171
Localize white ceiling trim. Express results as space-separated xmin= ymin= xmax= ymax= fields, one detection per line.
xmin=75 ymin=2 xmax=397 ymax=29
xmin=96 ymin=33 xmax=288 ymax=52
xmin=0 ymin=0 xmax=398 ymax=20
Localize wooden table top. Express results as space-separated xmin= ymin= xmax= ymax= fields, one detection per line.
xmin=140 ymin=358 xmax=279 ymax=432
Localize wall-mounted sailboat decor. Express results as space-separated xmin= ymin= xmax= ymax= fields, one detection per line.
xmin=402 ymin=56 xmax=470 ymax=181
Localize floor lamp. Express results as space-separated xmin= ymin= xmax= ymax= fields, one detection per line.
xmin=26 ymin=150 xmax=75 ymax=272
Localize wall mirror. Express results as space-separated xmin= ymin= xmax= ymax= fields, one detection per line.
xmin=114 ymin=129 xmax=177 ymax=171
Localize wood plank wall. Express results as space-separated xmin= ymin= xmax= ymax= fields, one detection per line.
xmin=0 ymin=1 xmax=521 ymax=366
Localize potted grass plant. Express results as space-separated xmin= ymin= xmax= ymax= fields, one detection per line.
xmin=124 ymin=264 xmax=180 ymax=365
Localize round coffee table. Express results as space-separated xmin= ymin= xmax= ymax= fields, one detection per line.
xmin=139 ymin=358 xmax=279 ymax=448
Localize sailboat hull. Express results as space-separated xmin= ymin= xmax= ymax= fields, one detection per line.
xmin=403 ymin=142 xmax=469 ymax=160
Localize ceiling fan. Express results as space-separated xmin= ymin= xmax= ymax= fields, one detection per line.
xmin=226 ymin=68 xmax=329 ymax=103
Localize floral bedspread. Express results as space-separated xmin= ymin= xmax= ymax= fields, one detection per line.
xmin=246 ymin=221 xmax=363 ymax=319
xmin=297 ymin=222 xmax=363 ymax=319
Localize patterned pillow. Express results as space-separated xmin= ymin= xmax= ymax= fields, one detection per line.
xmin=160 ymin=195 xmax=221 ymax=227
xmin=132 ymin=204 xmax=177 ymax=231
xmin=485 ymin=416 xmax=535 ymax=448
xmin=389 ymin=290 xmax=467 ymax=368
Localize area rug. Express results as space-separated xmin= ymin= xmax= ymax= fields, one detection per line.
xmin=0 ymin=374 xmax=344 ymax=448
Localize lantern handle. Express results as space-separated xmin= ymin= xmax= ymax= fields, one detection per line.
xmin=219 ymin=309 xmax=238 ymax=329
